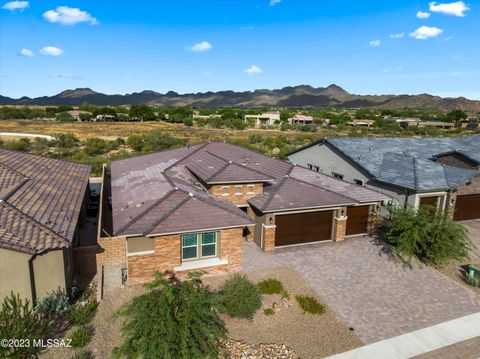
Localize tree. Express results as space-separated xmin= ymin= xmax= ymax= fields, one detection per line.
xmin=447 ymin=109 xmax=468 ymax=123
xmin=385 ymin=206 xmax=472 ymax=265
xmin=128 ymin=104 xmax=156 ymax=121
xmin=56 ymin=112 xmax=75 ymax=122
xmin=113 ymin=272 xmax=225 ymax=359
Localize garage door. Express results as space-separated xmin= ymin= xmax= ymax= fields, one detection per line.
xmin=454 ymin=194 xmax=480 ymax=221
xmin=275 ymin=210 xmax=333 ymax=247
xmin=346 ymin=206 xmax=369 ymax=236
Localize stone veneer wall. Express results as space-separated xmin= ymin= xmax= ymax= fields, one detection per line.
xmin=333 ymin=217 xmax=347 ymax=242
xmin=208 ymin=182 xmax=263 ymax=206
xmin=97 ymin=236 xmax=126 ymax=270
xmin=262 ymin=225 xmax=276 ymax=252
xmin=127 ymin=227 xmax=244 ymax=284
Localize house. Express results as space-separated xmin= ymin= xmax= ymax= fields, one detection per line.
xmin=347 ymin=120 xmax=375 ymax=127
xmin=458 ymin=117 xmax=479 ymax=131
xmin=287 ymin=135 xmax=480 ymax=221
xmin=98 ymin=142 xmax=387 ymax=285
xmin=0 ymin=149 xmax=91 ymax=303
xmin=67 ymin=110 xmax=91 ymax=121
xmin=383 ymin=117 xmax=420 ymax=128
xmin=244 ymin=111 xmax=280 ymax=126
xmin=288 ymin=115 xmax=314 ymax=125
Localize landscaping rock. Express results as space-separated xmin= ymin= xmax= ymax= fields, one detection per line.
xmin=281 ymin=298 xmax=292 ymax=308
xmin=272 ymin=302 xmax=281 ymax=312
xmin=220 ymin=339 xmax=297 ymax=359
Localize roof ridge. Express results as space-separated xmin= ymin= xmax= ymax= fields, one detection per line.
xmin=0 ymin=201 xmax=67 ymax=244
xmin=206 ymin=161 xmax=230 ymax=182
xmin=114 ymin=189 xmax=177 ymax=235
xmin=143 ymin=193 xmax=191 ymax=236
xmin=163 ymin=143 xmax=209 ymax=173
xmin=412 ymin=157 xmax=419 ymax=191
xmin=288 ymin=173 xmax=358 ymax=203
xmin=260 ymin=175 xmax=290 ymax=211
xmin=0 ymin=178 xmax=29 ymax=201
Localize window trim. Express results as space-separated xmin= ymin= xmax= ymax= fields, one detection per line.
xmin=221 ymin=185 xmax=230 ymax=196
xmin=234 ymin=185 xmax=243 ymax=196
xmin=181 ymin=231 xmax=218 ymax=261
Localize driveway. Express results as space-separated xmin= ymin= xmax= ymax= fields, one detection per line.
xmin=243 ymin=236 xmax=480 ymax=344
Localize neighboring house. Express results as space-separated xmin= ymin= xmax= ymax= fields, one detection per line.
xmin=288 ymin=115 xmax=314 ymax=125
xmin=458 ymin=117 xmax=479 ymax=131
xmin=98 ymin=142 xmax=387 ymax=284
xmin=347 ymin=120 xmax=375 ymax=127
xmin=383 ymin=117 xmax=420 ymax=128
xmin=0 ymin=149 xmax=91 ymax=303
xmin=67 ymin=110 xmax=91 ymax=121
xmin=244 ymin=111 xmax=280 ymax=126
xmin=287 ymin=135 xmax=480 ymax=221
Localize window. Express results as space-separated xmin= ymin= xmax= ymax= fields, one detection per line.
xmin=247 ymin=184 xmax=255 ymax=195
xmin=307 ymin=164 xmax=313 ymax=170
xmin=313 ymin=166 xmax=320 ymax=172
xmin=221 ymin=186 xmax=229 ymax=196
xmin=332 ymin=172 xmax=344 ymax=180
xmin=235 ymin=185 xmax=243 ymax=196
xmin=181 ymin=232 xmax=218 ymax=260
xmin=354 ymin=179 xmax=365 ymax=186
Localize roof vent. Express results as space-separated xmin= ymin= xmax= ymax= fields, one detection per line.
xmin=188 ymin=192 xmax=194 ymax=197
xmin=229 ymin=161 xmax=232 ymax=164
xmin=284 ymin=174 xmax=289 ymax=178
xmin=174 ymin=186 xmax=178 ymax=190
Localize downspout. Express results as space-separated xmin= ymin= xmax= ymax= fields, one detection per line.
xmin=28 ymin=248 xmax=47 ymax=305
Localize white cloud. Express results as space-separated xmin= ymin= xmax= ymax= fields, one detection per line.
xmin=442 ymin=35 xmax=456 ymax=42
xmin=43 ymin=6 xmax=98 ymax=25
xmin=390 ymin=33 xmax=405 ymax=39
xmin=369 ymin=40 xmax=381 ymax=47
xmin=2 ymin=1 xmax=28 ymax=11
xmin=269 ymin=0 xmax=282 ymax=6
xmin=245 ymin=65 xmax=262 ymax=74
xmin=187 ymin=41 xmax=213 ymax=52
xmin=429 ymin=1 xmax=469 ymax=17
xmin=416 ymin=11 xmax=431 ymax=19
xmin=20 ymin=48 xmax=33 ymax=57
xmin=409 ymin=26 xmax=443 ymax=40
xmin=40 ymin=46 xmax=64 ymax=56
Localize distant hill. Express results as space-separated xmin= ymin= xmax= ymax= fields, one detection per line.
xmin=1 ymin=85 xmax=479 ymax=111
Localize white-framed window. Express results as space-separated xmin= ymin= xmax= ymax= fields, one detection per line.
xmin=235 ymin=185 xmax=243 ymax=196
xmin=313 ymin=166 xmax=320 ymax=172
xmin=181 ymin=232 xmax=218 ymax=261
xmin=221 ymin=186 xmax=229 ymax=196
xmin=332 ymin=172 xmax=344 ymax=180
xmin=354 ymin=178 xmax=365 ymax=186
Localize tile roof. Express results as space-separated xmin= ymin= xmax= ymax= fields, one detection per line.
xmin=325 ymin=135 xmax=480 ymax=191
xmin=112 ymin=142 xmax=388 ymax=234
xmin=0 ymin=149 xmax=91 ymax=254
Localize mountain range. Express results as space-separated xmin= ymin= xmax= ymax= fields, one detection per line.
xmin=1 ymin=85 xmax=479 ymax=111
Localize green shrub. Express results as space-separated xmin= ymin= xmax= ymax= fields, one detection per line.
xmin=263 ymin=308 xmax=275 ymax=316
xmin=386 ymin=206 xmax=472 ymax=265
xmin=0 ymin=293 xmax=51 ymax=359
xmin=295 ymin=295 xmax=326 ymax=315
xmin=257 ymin=278 xmax=284 ymax=295
xmin=281 ymin=290 xmax=290 ymax=300
xmin=68 ymin=301 xmax=98 ymax=326
xmin=69 ymin=325 xmax=93 ymax=348
xmin=35 ymin=292 xmax=71 ymax=317
xmin=466 ymin=272 xmax=480 ymax=287
xmin=113 ymin=271 xmax=225 ymax=359
xmin=219 ymin=273 xmax=261 ymax=319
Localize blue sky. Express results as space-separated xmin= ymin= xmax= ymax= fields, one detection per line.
xmin=1 ymin=0 xmax=479 ymax=99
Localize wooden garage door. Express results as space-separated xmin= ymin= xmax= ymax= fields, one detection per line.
xmin=454 ymin=194 xmax=480 ymax=221
xmin=275 ymin=210 xmax=333 ymax=247
xmin=346 ymin=206 xmax=369 ymax=236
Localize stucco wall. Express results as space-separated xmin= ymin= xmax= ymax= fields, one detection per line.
xmin=0 ymin=248 xmax=31 ymax=303
xmin=288 ymin=143 xmax=407 ymax=206
xmin=33 ymin=249 xmax=68 ymax=299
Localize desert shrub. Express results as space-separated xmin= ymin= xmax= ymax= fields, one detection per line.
xmin=385 ymin=206 xmax=472 ymax=265
xmin=295 ymin=295 xmax=326 ymax=315
xmin=263 ymin=308 xmax=275 ymax=316
xmin=219 ymin=273 xmax=261 ymax=319
xmin=183 ymin=117 xmax=193 ymax=126
xmin=3 ymin=138 xmax=31 ymax=152
xmin=113 ymin=271 xmax=225 ymax=359
xmin=84 ymin=137 xmax=108 ymax=156
xmin=53 ymin=133 xmax=79 ymax=148
xmin=68 ymin=301 xmax=98 ymax=326
xmin=257 ymin=278 xmax=284 ymax=295
xmin=0 ymin=293 xmax=51 ymax=359
xmin=69 ymin=325 xmax=93 ymax=348
xmin=466 ymin=271 xmax=480 ymax=287
xmin=35 ymin=292 xmax=71 ymax=317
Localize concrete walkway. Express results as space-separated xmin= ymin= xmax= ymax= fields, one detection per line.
xmin=326 ymin=312 xmax=480 ymax=359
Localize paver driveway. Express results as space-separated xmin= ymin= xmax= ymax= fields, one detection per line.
xmin=243 ymin=236 xmax=480 ymax=344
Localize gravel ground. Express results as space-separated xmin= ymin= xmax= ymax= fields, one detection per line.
xmin=204 ymin=266 xmax=362 ymax=359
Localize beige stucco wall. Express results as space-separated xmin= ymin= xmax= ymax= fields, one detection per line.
xmin=33 ymin=249 xmax=68 ymax=299
xmin=0 ymin=248 xmax=32 ymax=303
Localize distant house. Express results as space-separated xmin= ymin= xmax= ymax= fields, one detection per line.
xmin=244 ymin=111 xmax=280 ymax=126
xmin=288 ymin=135 xmax=480 ymax=221
xmin=458 ymin=117 xmax=479 ymax=131
xmin=288 ymin=115 xmax=314 ymax=125
xmin=0 ymin=149 xmax=90 ymax=303
xmin=383 ymin=117 xmax=420 ymax=128
xmin=415 ymin=121 xmax=454 ymax=130
xmin=67 ymin=110 xmax=91 ymax=121
xmin=347 ymin=120 xmax=375 ymax=127
xmin=97 ymin=142 xmax=386 ymax=285
xmin=94 ymin=114 xmax=117 ymax=122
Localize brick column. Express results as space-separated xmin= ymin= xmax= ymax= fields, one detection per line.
xmin=333 ymin=208 xmax=347 ymax=242
xmin=367 ymin=204 xmax=382 ymax=235
xmin=262 ymin=225 xmax=276 ymax=252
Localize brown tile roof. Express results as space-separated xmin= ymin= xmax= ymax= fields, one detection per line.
xmin=0 ymin=149 xmax=91 ymax=254
xmin=111 ymin=142 xmax=388 ymax=236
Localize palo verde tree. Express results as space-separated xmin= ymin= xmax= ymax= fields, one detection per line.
xmin=112 ymin=271 xmax=226 ymax=359
xmin=385 ymin=205 xmax=473 ymax=266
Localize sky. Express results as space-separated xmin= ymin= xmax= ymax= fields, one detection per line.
xmin=0 ymin=0 xmax=479 ymax=99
